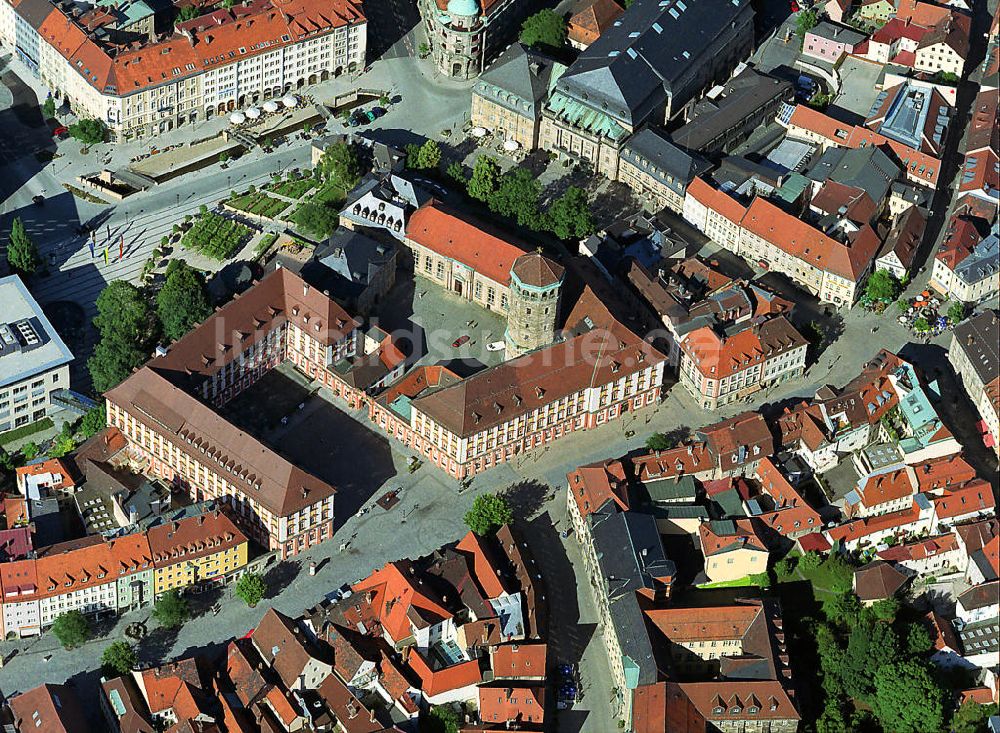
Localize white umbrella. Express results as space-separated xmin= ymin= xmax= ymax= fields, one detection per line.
xmin=471 ymin=126 xmax=487 ymax=138
xmin=282 ymin=95 xmax=299 ymax=108
xmin=229 ymin=112 xmax=246 ymax=124
xmin=245 ymin=106 xmax=261 ymax=119
xmin=263 ymin=100 xmax=280 ymax=113
xmin=503 ymin=139 xmax=519 ymax=152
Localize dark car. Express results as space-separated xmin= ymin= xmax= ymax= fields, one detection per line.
xmin=31 ymin=195 xmax=44 ymax=206
xmin=371 ymin=106 xmax=387 ymax=118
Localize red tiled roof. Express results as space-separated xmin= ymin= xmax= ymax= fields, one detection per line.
xmin=34 ymin=536 xmax=116 ymax=601
xmin=40 ymin=0 xmax=365 ymax=96
xmin=646 ymin=604 xmax=761 ymax=641
xmin=877 ymin=532 xmax=958 ymax=562
xmin=491 ymin=642 xmax=547 ymax=679
xmin=567 ymin=459 xmax=630 ymax=519
xmin=317 ymin=674 xmax=381 ymax=733
xmin=633 ymin=682 xmax=707 ymax=733
xmin=678 ymin=681 xmax=799 ymax=722
xmin=8 ymin=684 xmax=88 ymax=733
xmin=754 ymin=457 xmax=821 ymax=536
xmin=568 ymin=0 xmax=624 ymax=46
xmin=456 ymin=531 xmax=507 ymax=599
xmin=352 ymin=562 xmax=451 ymax=644
xmin=870 ymin=17 xmax=931 ymax=44
xmin=913 ymin=454 xmax=977 ymax=491
xmin=699 ymin=519 xmax=768 ymax=555
xmin=686 ymin=177 xmax=749 ymax=224
xmin=407 ymin=651 xmax=482 ymax=697
xmin=856 ymin=468 xmax=915 ymax=508
xmin=931 ymin=479 xmax=995 ymax=520
xmin=924 ymin=610 xmax=961 ymax=651
xmin=478 ymin=685 xmax=544 ymax=725
xmin=853 ymin=560 xmax=909 ymax=600
xmin=827 ymin=501 xmax=921 ymax=544
xmin=0 ymin=558 xmax=38 ymax=599
xmin=632 ymin=444 xmax=712 ymax=481
xmin=405 ymin=201 xmax=530 ymax=286
xmin=147 ymin=510 xmax=245 ymax=568
xmin=797 ymin=532 xmax=832 ymax=553
xmin=741 ymin=198 xmax=882 ymax=281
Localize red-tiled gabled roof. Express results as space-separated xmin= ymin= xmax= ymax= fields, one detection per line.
xmin=699 ymin=519 xmax=768 ymax=555
xmin=754 ymin=458 xmax=821 ymax=535
xmin=741 ymin=198 xmax=881 ymax=281
xmin=686 ymin=178 xmax=749 ymax=224
xmin=405 ymin=201 xmax=529 ymax=286
xmin=827 ymin=501 xmax=921 ymax=544
xmin=478 ymin=685 xmax=544 ymax=725
xmin=633 ymin=682 xmax=707 ymax=733
xmin=877 ymin=532 xmax=959 ymax=562
xmin=455 ymin=531 xmax=507 ymax=599
xmin=632 ymin=444 xmax=711 ymax=481
xmin=568 ymin=0 xmax=624 ymax=47
xmin=407 ymin=651 xmax=482 ymax=697
xmin=492 ymin=642 xmax=547 ymax=679
xmin=352 ymin=562 xmax=452 ymax=644
xmin=913 ymin=454 xmax=977 ymax=491
xmin=567 ymin=459 xmax=630 ymax=519
xmin=856 ymin=468 xmax=915 ymax=508
xmin=678 ymin=681 xmax=799 ymax=722
xmin=931 ymin=479 xmax=995 ymax=520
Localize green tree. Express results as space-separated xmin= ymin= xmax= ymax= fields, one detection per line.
xmin=68 ymin=118 xmax=107 ymax=145
xmin=464 ymin=493 xmax=514 ymax=536
xmin=865 ymin=269 xmax=900 ymax=302
xmin=869 ymin=597 xmax=900 ymax=622
xmin=293 ymin=202 xmax=340 ymax=239
xmin=80 ymin=404 xmax=106 ymax=439
xmin=318 ymin=141 xmax=361 ymax=188
xmin=952 ymin=700 xmax=999 ymax=733
xmin=872 ymin=661 xmax=945 ymax=733
xmin=157 ymin=260 xmax=212 ymax=342
xmin=424 ymin=705 xmax=460 ymax=733
xmin=51 ymin=610 xmax=90 ymax=649
xmin=824 ymin=591 xmax=861 ymax=627
xmin=89 ymin=280 xmax=155 ymax=392
xmin=94 ymin=280 xmax=155 ymax=348
xmin=42 ymin=97 xmax=56 ymax=119
xmin=645 ymin=432 xmax=673 ymax=451
xmin=101 ymin=640 xmax=138 ymax=676
xmin=816 ymin=698 xmax=850 ymax=733
xmin=547 ymin=186 xmax=594 ymax=240
xmin=913 ymin=316 xmax=931 ymax=333
xmin=405 ymin=143 xmax=421 ymax=169
xmin=490 ymin=167 xmax=541 ymax=228
xmin=799 ymin=550 xmax=823 ymax=572
xmin=843 ymin=619 xmax=899 ymax=699
xmin=903 ymin=622 xmax=933 ymax=656
xmin=177 ymin=3 xmax=199 ymax=21
xmin=416 ymin=140 xmax=442 ymax=171
xmin=519 ymin=9 xmax=567 ymax=52
xmin=235 ymin=572 xmax=267 ymax=607
xmin=7 ymin=217 xmax=41 ymax=276
xmin=88 ymin=338 xmax=147 ymax=393
xmin=947 ymin=301 xmax=967 ymax=323
xmin=446 ymin=161 xmax=466 ymax=188
xmin=468 ymin=156 xmax=501 ymax=202
xmin=795 ymin=9 xmax=819 ymax=37
xmin=22 ymin=441 xmax=40 ymax=461
xmin=774 ymin=555 xmax=798 ymax=579
xmin=153 ymin=590 xmax=190 ymax=628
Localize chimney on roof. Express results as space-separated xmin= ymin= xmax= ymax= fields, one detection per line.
xmin=304 ymin=283 xmax=310 ymax=295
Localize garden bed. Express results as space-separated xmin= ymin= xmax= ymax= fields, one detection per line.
xmin=226 ymin=191 xmax=291 ymax=219
xmin=266 ymin=178 xmax=314 ymax=199
xmin=181 ymin=212 xmax=252 ymax=260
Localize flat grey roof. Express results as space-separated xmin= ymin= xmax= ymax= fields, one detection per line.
xmin=0 ymin=276 xmax=74 ymax=388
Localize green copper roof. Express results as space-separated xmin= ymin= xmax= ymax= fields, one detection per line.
xmin=447 ymin=0 xmax=478 ymax=17
xmin=546 ymin=90 xmax=629 ymax=142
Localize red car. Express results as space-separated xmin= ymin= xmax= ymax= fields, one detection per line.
xmin=452 ymin=335 xmax=470 ymax=347
xmin=789 ymin=0 xmax=800 ymax=10
xmin=51 ymin=125 xmax=68 ymax=137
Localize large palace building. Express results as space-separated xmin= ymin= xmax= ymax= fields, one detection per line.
xmin=105 ymin=268 xmax=359 ymax=558
xmin=0 ymin=0 xmax=366 ymax=141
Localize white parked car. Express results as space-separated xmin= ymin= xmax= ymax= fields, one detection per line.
xmin=486 ymin=341 xmax=506 ymax=352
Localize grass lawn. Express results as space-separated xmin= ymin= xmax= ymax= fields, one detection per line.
xmin=226 ymin=192 xmax=290 ymax=219
xmin=181 ymin=212 xmax=252 ymax=260
xmin=255 ymin=232 xmax=278 ymax=257
xmin=267 ymin=178 xmax=314 ymax=199
xmin=696 ymin=575 xmax=767 ymax=589
xmin=775 ymin=553 xmax=855 ymax=617
xmin=0 ymin=417 xmax=54 ymax=447
xmin=312 ymin=180 xmax=346 ymax=206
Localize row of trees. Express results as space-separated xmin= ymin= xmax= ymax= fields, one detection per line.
xmin=52 ymin=572 xmax=267 ymax=652
xmin=450 ymin=156 xmax=595 ymax=242
xmin=88 ymin=259 xmax=212 ymax=392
